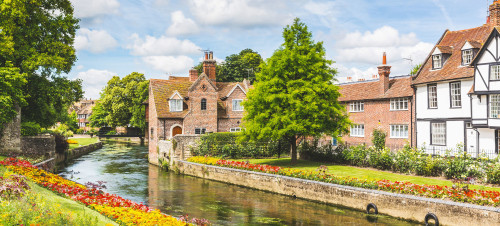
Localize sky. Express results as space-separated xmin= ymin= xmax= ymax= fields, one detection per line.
xmin=67 ymin=0 xmax=492 ymax=99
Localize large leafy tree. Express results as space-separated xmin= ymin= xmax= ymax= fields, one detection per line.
xmin=90 ymin=72 xmax=149 ymax=131
xmin=0 ymin=0 xmax=82 ymax=128
xmin=0 ymin=65 xmax=26 ymax=129
xmin=242 ymin=18 xmax=350 ymax=164
xmin=194 ymin=49 xmax=263 ymax=82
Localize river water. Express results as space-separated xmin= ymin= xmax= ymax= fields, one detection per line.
xmin=58 ymin=141 xmax=417 ymax=225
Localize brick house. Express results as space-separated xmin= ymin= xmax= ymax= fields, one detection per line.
xmin=68 ymin=99 xmax=97 ymax=132
xmin=338 ymin=53 xmax=414 ymax=148
xmin=146 ymin=52 xmax=251 ymax=163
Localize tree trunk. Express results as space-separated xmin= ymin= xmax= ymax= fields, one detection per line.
xmin=289 ymin=135 xmax=297 ymax=164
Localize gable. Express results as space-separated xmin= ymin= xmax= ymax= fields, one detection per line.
xmin=226 ymin=84 xmax=247 ymax=98
xmin=188 ymin=73 xmax=217 ymax=92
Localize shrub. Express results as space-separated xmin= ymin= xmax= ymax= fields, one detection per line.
xmin=343 ymin=144 xmax=369 ymax=166
xmin=298 ymin=139 xmax=344 ymax=163
xmin=76 ymin=129 xmax=84 ymax=134
xmin=371 ymin=129 xmax=386 ymax=150
xmin=20 ymin=121 xmax=40 ymax=136
xmin=106 ymin=130 xmax=117 ymax=135
xmin=486 ymin=162 xmax=500 ymax=184
xmin=393 ymin=145 xmax=421 ymax=174
xmin=415 ymin=155 xmax=445 ymax=177
xmin=368 ymin=147 xmax=394 ymax=170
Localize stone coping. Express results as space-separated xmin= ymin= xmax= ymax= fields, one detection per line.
xmin=179 ymin=160 xmax=500 ymax=213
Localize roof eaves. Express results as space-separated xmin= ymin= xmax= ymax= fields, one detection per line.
xmin=412 ymin=29 xmax=449 ymax=84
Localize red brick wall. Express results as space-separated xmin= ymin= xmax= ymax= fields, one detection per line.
xmin=184 ymin=78 xmax=218 ymax=134
xmin=157 ymin=119 xmax=183 ymax=139
xmin=148 ymin=86 xmax=159 ymax=165
xmin=342 ymin=98 xmax=413 ymax=148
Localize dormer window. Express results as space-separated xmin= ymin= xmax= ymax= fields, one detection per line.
xmin=432 ymin=54 xmax=442 ymax=69
xmin=169 ymin=99 xmax=183 ymax=112
xmin=462 ymin=49 xmax=473 ymax=66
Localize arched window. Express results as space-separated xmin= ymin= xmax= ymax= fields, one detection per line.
xmin=201 ymin=98 xmax=207 ymax=110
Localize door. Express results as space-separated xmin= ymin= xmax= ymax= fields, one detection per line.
xmin=466 ymin=126 xmax=477 ymax=157
xmin=172 ymin=126 xmax=182 ymax=137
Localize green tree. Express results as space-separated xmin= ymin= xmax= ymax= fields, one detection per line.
xmin=66 ymin=111 xmax=79 ymax=132
xmin=410 ymin=63 xmax=422 ymax=75
xmin=0 ymin=65 xmax=27 ymax=129
xmin=241 ymin=18 xmax=350 ymax=164
xmin=194 ymin=49 xmax=263 ymax=82
xmin=92 ymin=72 xmax=149 ymax=131
xmin=0 ymin=0 xmax=81 ymax=128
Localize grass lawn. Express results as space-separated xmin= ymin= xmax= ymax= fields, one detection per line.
xmin=0 ymin=156 xmax=5 ymax=161
xmin=0 ymin=165 xmax=117 ymax=225
xmin=233 ymin=158 xmax=500 ymax=192
xmin=68 ymin=137 xmax=99 ymax=149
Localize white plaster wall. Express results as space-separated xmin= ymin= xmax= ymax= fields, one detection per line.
xmin=471 ymin=95 xmax=487 ymax=121
xmin=416 ymin=121 xmax=430 ymax=148
xmin=489 ymin=119 xmax=500 ymax=127
xmin=478 ymin=128 xmax=496 ymax=152
xmin=415 ymin=79 xmax=472 ymax=119
xmin=446 ymin=121 xmax=464 ymax=148
xmin=477 ymin=36 xmax=498 ymax=65
xmin=491 ymin=81 xmax=500 ymax=91
xmin=474 ymin=65 xmax=489 ymax=92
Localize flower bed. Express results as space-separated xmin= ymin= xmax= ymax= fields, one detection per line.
xmin=188 ymin=156 xmax=500 ymax=207
xmin=0 ymin=158 xmax=190 ymax=226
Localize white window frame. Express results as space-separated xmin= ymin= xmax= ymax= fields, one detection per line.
xmin=195 ymin=128 xmax=206 ymax=134
xmin=232 ymin=99 xmax=243 ymax=111
xmin=491 ymin=65 xmax=500 ymax=80
xmin=450 ymin=82 xmax=461 ymax=108
xmin=428 ymin=84 xmax=437 ymax=109
xmin=230 ymin=127 xmax=241 ymax=132
xmin=490 ymin=94 xmax=500 ymax=118
xmin=431 ymin=122 xmax=446 ymax=145
xmin=432 ymin=54 xmax=442 ymax=69
xmin=350 ymin=124 xmax=364 ymax=137
xmin=390 ymin=124 xmax=408 ymax=139
xmin=390 ymin=98 xmax=408 ymax=111
xmin=462 ymin=49 xmax=473 ymax=66
xmin=349 ymin=102 xmax=364 ymax=112
xmin=169 ymin=99 xmax=183 ymax=112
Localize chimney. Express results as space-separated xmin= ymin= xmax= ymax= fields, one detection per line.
xmin=377 ymin=52 xmax=391 ymax=93
xmin=189 ymin=68 xmax=198 ymax=82
xmin=372 ymin=74 xmax=379 ymax=79
xmin=489 ymin=1 xmax=500 ymax=26
xmin=346 ymin=76 xmax=352 ymax=82
xmin=203 ymin=51 xmax=216 ymax=83
xmin=358 ymin=78 xmax=365 ymax=82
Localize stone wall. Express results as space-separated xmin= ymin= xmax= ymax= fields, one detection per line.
xmin=20 ymin=135 xmax=56 ymax=159
xmin=56 ymin=142 xmax=103 ymax=165
xmin=0 ymin=106 xmax=21 ymax=154
xmin=153 ymin=135 xmax=200 ymax=167
xmin=176 ymin=160 xmax=500 ymax=225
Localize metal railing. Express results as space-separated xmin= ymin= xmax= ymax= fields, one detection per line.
xmin=420 ymin=146 xmax=499 ymax=159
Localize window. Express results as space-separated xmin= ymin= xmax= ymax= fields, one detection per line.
xmin=428 ymin=84 xmax=437 ymax=109
xmin=201 ymin=98 xmax=207 ymax=110
xmin=450 ymin=82 xmax=461 ymax=108
xmin=462 ymin=49 xmax=473 ymax=65
xmin=390 ymin=125 xmax=408 ymax=138
xmin=491 ymin=65 xmax=500 ymax=80
xmin=490 ymin=94 xmax=500 ymax=118
xmin=431 ymin=122 xmax=446 ymax=145
xmin=232 ymin=99 xmax=243 ymax=111
xmin=195 ymin=128 xmax=206 ymax=134
xmin=349 ymin=102 xmax=364 ymax=112
xmin=432 ymin=54 xmax=442 ymax=69
xmin=169 ymin=99 xmax=183 ymax=112
xmin=150 ymin=128 xmax=154 ymax=139
xmin=230 ymin=127 xmax=241 ymax=132
xmin=350 ymin=124 xmax=364 ymax=137
xmin=390 ymin=98 xmax=408 ymax=111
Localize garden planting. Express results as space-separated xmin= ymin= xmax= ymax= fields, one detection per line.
xmin=0 ymin=158 xmax=207 ymax=226
xmin=188 ymin=156 xmax=500 ymax=207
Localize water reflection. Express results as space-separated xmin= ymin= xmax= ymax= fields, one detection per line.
xmin=60 ymin=141 xmax=418 ymax=225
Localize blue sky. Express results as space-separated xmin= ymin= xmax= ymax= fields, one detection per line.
xmin=68 ymin=0 xmax=491 ymax=99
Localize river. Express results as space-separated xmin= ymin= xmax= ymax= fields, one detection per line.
xmin=58 ymin=141 xmax=417 ymax=225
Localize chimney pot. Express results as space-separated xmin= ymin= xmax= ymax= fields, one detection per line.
xmin=382 ymin=52 xmax=387 ymax=65
xmin=205 ymin=52 xmax=209 ymax=60
xmin=377 ymin=52 xmax=391 ymax=93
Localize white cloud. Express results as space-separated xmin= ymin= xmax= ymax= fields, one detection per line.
xmin=166 ymin=11 xmax=200 ymax=36
xmin=71 ymin=0 xmax=120 ymax=19
xmin=76 ymin=69 xmax=117 ymax=99
xmin=75 ymin=28 xmax=118 ymax=53
xmin=142 ymin=56 xmax=194 ymax=74
xmin=334 ymin=26 xmax=434 ymax=80
xmin=187 ymin=0 xmax=291 ymax=27
xmin=128 ymin=34 xmax=200 ymax=56
xmin=304 ymin=1 xmax=337 ymax=16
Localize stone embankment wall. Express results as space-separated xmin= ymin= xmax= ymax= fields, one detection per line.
xmin=56 ymin=142 xmax=103 ymax=165
xmin=176 ymin=160 xmax=500 ymax=225
xmin=153 ymin=135 xmax=200 ymax=167
xmin=0 ymin=107 xmax=21 ymax=154
xmin=20 ymin=136 xmax=56 ymax=159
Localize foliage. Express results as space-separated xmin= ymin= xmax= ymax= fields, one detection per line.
xmin=0 ymin=173 xmax=30 ymax=200
xmin=241 ymin=18 xmax=350 ymax=163
xmin=66 ymin=111 xmax=79 ymax=132
xmin=218 ymin=49 xmax=263 ymax=82
xmin=0 ymin=158 xmax=195 ymax=226
xmin=54 ymin=123 xmax=74 ymax=137
xmin=298 ymin=138 xmax=344 ymax=163
xmin=91 ymin=72 xmax=149 ymax=131
xmin=20 ymin=121 xmax=41 ymax=136
xmin=486 ymin=162 xmax=500 ymax=184
xmin=106 ymin=130 xmax=117 ymax=135
xmin=0 ymin=65 xmax=26 ymax=130
xmin=76 ymin=129 xmax=85 ymax=134
xmin=192 ymin=132 xmax=286 ymax=158
xmin=371 ymin=129 xmax=386 ymax=150
xmin=188 ymin=156 xmax=500 ymax=206
xmin=410 ymin=63 xmax=422 ymax=75
xmin=0 ymin=0 xmax=82 ymax=128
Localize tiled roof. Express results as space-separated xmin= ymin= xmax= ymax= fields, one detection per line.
xmin=150 ymin=79 xmax=192 ymax=118
xmin=412 ymin=25 xmax=492 ymax=85
xmin=339 ymin=76 xmax=413 ymax=102
xmin=468 ymin=40 xmax=483 ymax=49
xmin=217 ymin=82 xmax=249 ymax=98
xmin=437 ymin=46 xmax=453 ymax=54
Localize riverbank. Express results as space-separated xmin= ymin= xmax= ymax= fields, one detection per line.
xmin=183 ymin=157 xmax=500 ymax=225
xmin=0 ymin=161 xmax=117 ymax=225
